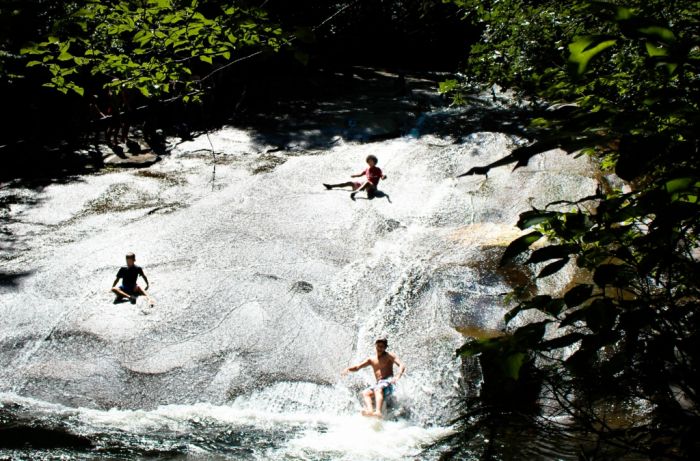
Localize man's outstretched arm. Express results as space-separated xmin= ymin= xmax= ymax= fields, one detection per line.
xmin=341 ymin=358 xmax=371 ymax=376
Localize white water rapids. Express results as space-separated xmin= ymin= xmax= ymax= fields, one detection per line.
xmin=0 ymin=112 xmax=598 ymax=459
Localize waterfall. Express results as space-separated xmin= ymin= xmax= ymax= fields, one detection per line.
xmin=0 ymin=108 xmax=598 ymax=459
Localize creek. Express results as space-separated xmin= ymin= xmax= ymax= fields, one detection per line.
xmin=0 ymin=82 xmax=598 ymax=459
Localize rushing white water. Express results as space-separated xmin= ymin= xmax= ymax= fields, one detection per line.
xmin=0 ymin=114 xmax=598 ymax=459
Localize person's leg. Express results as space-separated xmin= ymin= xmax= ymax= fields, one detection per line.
xmin=111 ymin=286 xmax=131 ymax=299
xmin=373 ymin=388 xmax=385 ymax=417
xmin=365 ymin=184 xmax=378 ymax=199
xmin=106 ymin=124 xmax=115 ymax=145
xmin=324 ymin=182 xmax=355 ymax=189
xmin=120 ymin=118 xmax=130 ymax=143
xmin=361 ymin=389 xmax=375 ymax=415
xmin=350 ymin=182 xmax=370 ymax=200
xmin=134 ymin=286 xmax=155 ymax=306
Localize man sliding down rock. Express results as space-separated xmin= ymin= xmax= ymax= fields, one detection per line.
xmin=111 ymin=252 xmax=154 ymax=306
xmin=341 ymin=337 xmax=406 ymax=418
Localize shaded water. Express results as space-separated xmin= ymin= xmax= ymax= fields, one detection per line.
xmin=0 ymin=103 xmax=598 ymax=459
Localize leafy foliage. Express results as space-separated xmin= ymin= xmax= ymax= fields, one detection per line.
xmin=447 ymin=0 xmax=700 ymax=457
xmin=17 ymin=0 xmax=287 ymax=100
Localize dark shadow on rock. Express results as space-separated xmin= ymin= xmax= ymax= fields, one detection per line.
xmin=321 ymin=186 xmax=392 ymax=203
xmin=355 ymin=189 xmax=392 ymax=203
xmin=0 ymin=425 xmax=94 ymax=449
xmin=371 ymin=190 xmax=391 ymax=203
xmin=2 ymin=66 xmax=542 ymax=188
xmin=0 ymin=271 xmax=33 ymax=288
xmin=232 ymin=67 xmax=548 ymax=168
xmin=239 ymin=67 xmax=443 ymax=153
xmin=1 ymin=188 xmax=58 ymax=264
xmin=290 ymin=280 xmax=314 ymax=293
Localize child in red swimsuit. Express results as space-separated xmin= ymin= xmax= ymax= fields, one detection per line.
xmin=323 ymin=155 xmax=387 ymax=200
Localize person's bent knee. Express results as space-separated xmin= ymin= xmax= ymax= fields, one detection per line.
xmin=362 ymin=389 xmax=374 ymax=397
xmin=111 ymin=287 xmax=120 ymax=294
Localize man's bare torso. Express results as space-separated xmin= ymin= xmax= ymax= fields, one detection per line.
xmin=368 ymin=352 xmax=396 ymax=381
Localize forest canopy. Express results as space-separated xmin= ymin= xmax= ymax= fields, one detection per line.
xmin=8 ymin=0 xmax=286 ymax=99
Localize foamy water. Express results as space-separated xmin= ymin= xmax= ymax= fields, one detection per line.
xmin=0 ymin=392 xmax=452 ymax=460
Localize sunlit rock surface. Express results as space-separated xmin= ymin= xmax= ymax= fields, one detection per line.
xmin=0 ymin=108 xmax=597 ymax=459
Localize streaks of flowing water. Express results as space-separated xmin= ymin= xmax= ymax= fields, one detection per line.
xmin=0 ymin=118 xmax=598 ymax=459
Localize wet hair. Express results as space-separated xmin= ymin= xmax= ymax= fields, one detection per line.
xmin=375 ymin=338 xmax=388 ymax=346
xmin=125 ymin=252 xmax=136 ymax=260
xmin=366 ymin=155 xmax=378 ymax=165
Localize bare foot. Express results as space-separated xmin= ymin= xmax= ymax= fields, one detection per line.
xmin=350 ymin=192 xmax=357 ymax=201
xmin=323 ymin=183 xmax=332 ymax=190
xmin=372 ymin=411 xmax=383 ymax=418
xmin=361 ymin=409 xmax=374 ymax=416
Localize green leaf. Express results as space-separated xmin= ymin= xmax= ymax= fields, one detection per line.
xmin=564 ymin=346 xmax=595 ymax=373
xmin=513 ymin=321 xmax=548 ymax=346
xmin=568 ymin=36 xmax=617 ymax=75
xmin=20 ymin=47 xmax=45 ymax=55
xmin=527 ymin=244 xmax=576 ymax=264
xmin=439 ymin=79 xmax=458 ymax=94
xmin=539 ymin=332 xmax=584 ymax=351
xmin=456 ymin=339 xmax=481 ymax=357
xmin=593 ymin=264 xmax=636 ymax=288
xmin=637 ymin=26 xmax=675 ymax=43
xmin=504 ymin=304 xmax=524 ymax=324
xmin=517 ymin=210 xmax=557 ymax=229
xmin=564 ymin=284 xmax=593 ymax=308
xmin=200 ymin=55 xmax=212 ymax=64
xmin=584 ymin=299 xmax=617 ymax=333
xmin=665 ymin=178 xmax=695 ymax=194
xmin=645 ymin=42 xmax=668 ymax=57
xmin=70 ymin=85 xmax=85 ymax=96
xmin=500 ymin=231 xmax=543 ymax=266
xmin=537 ymin=258 xmax=569 ymax=278
xmin=26 ymin=61 xmax=42 ymax=67
xmin=456 ymin=337 xmax=502 ymax=357
xmin=615 ymin=6 xmax=633 ymax=20
xmin=560 ymin=306 xmax=589 ymax=327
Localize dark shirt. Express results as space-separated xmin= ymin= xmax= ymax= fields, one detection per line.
xmin=117 ymin=265 xmax=144 ymax=287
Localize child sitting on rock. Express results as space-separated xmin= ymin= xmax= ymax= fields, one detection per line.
xmin=323 ymin=155 xmax=387 ymax=200
xmin=111 ymin=252 xmax=154 ymax=306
